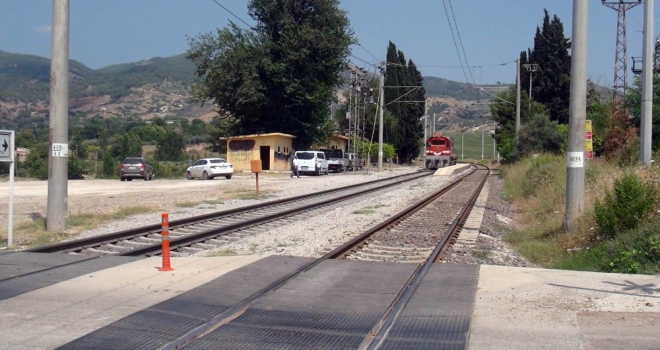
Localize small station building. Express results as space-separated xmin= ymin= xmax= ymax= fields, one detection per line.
xmin=223 ymin=132 xmax=295 ymax=172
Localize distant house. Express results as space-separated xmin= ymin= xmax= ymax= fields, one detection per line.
xmin=100 ymin=107 xmax=107 ymax=112
xmin=222 ymin=132 xmax=295 ymax=172
xmin=16 ymin=147 xmax=29 ymax=162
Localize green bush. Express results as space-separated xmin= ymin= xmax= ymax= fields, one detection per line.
xmin=594 ymin=172 xmax=657 ymax=238
xmin=555 ymin=220 xmax=660 ymax=274
xmin=521 ymin=155 xmax=561 ymax=198
xmin=67 ymin=154 xmax=86 ymax=180
xmin=151 ymin=161 xmax=187 ymax=179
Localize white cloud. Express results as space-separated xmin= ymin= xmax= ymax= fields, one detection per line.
xmin=33 ymin=25 xmax=52 ymax=33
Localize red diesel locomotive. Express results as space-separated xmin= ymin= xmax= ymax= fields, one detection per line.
xmin=424 ymin=133 xmax=457 ymax=170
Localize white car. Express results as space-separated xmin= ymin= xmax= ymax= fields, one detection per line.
xmin=294 ymin=151 xmax=329 ymax=175
xmin=186 ymin=158 xmax=233 ymax=180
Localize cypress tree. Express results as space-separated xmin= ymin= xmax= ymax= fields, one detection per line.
xmin=526 ymin=9 xmax=571 ymax=124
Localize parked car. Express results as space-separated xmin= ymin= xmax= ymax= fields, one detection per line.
xmin=346 ymin=153 xmax=363 ymax=171
xmin=186 ymin=158 xmax=233 ymax=180
xmin=294 ymin=151 xmax=329 ymax=176
xmin=120 ymin=157 xmax=154 ymax=181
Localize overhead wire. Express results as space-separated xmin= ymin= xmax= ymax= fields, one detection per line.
xmin=357 ymin=43 xmax=380 ymax=62
xmin=441 ymin=0 xmax=469 ymax=83
xmin=210 ymin=0 xmax=255 ymax=30
xmin=447 ymin=0 xmax=476 ymax=85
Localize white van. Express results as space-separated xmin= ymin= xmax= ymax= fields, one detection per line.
xmin=294 ymin=151 xmax=329 ymax=176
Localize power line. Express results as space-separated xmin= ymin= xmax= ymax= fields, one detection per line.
xmin=210 ymin=0 xmax=254 ymax=30
xmin=442 ymin=0 xmax=469 ymax=83
xmin=350 ymin=54 xmax=378 ymax=67
xmin=357 ymin=43 xmax=379 ymax=62
xmin=447 ymin=0 xmax=476 ymax=84
xmin=386 ymin=61 xmax=514 ymax=68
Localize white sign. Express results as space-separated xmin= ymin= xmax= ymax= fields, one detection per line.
xmin=52 ymin=143 xmax=69 ymax=158
xmin=0 ymin=132 xmax=11 ymax=162
xmin=567 ymin=152 xmax=583 ymax=168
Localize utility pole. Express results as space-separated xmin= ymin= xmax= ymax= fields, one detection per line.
xmin=432 ymin=113 xmax=436 ymax=135
xmin=523 ymin=63 xmax=540 ymax=113
xmin=47 ymin=0 xmax=70 ymax=232
xmin=378 ymin=62 xmax=385 ymax=171
xmin=640 ymin=0 xmax=654 ymax=165
xmin=565 ymin=0 xmax=588 ymax=233
xmin=515 ymin=59 xmax=521 ymax=144
xmin=603 ymin=0 xmax=642 ymax=121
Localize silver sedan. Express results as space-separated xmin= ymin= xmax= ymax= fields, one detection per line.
xmin=186 ymin=158 xmax=234 ymax=180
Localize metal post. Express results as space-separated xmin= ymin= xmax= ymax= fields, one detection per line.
xmin=493 ymin=136 xmax=496 ymax=159
xmin=565 ymin=0 xmax=588 ymax=233
xmin=528 ymin=71 xmax=533 ymax=113
xmin=481 ymin=130 xmax=484 ymax=160
xmin=461 ymin=133 xmax=464 ymax=159
xmin=516 ymin=59 xmax=521 ymax=144
xmin=378 ymin=63 xmax=385 ymax=171
xmin=8 ymin=131 xmax=14 ymax=247
xmin=47 ymin=0 xmax=69 ymax=232
xmin=640 ymin=0 xmax=654 ymax=165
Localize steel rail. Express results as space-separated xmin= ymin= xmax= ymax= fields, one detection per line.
xmin=324 ymin=165 xmax=478 ymax=259
xmin=124 ymin=171 xmax=432 ymax=256
xmin=29 ymin=171 xmax=430 ymax=254
xmin=160 ymin=165 xmax=481 ymax=350
xmin=365 ymin=165 xmax=490 ymax=349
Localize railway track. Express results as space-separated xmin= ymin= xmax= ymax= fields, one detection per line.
xmin=30 ymin=171 xmax=432 ymax=256
xmin=158 ymin=164 xmax=490 ymax=349
xmin=336 ymin=166 xmax=488 ymax=262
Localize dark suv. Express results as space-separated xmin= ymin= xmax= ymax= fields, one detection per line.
xmin=120 ymin=157 xmax=154 ymax=181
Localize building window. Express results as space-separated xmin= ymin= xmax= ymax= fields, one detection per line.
xmin=278 ymin=146 xmax=281 ymax=152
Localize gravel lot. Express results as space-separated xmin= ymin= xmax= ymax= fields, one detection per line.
xmin=0 ymin=166 xmax=532 ymax=268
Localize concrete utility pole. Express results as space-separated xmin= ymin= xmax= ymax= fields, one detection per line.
xmin=640 ymin=0 xmax=654 ymax=165
xmin=523 ymin=63 xmax=540 ymax=113
xmin=47 ymin=0 xmax=70 ymax=232
xmin=565 ymin=0 xmax=588 ymax=233
xmin=515 ymin=59 xmax=521 ymax=144
xmin=378 ymin=62 xmax=385 ymax=171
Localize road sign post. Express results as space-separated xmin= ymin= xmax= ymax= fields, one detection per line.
xmin=0 ymin=130 xmax=15 ymax=247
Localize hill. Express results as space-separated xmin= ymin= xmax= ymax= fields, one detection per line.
xmin=0 ymin=51 xmax=213 ymax=129
xmin=0 ymin=50 xmax=509 ymax=132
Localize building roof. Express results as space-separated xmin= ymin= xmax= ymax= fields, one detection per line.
xmin=331 ymin=134 xmax=350 ymax=140
xmin=220 ymin=132 xmax=296 ymax=140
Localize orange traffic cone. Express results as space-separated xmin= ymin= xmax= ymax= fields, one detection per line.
xmin=159 ymin=212 xmax=174 ymax=272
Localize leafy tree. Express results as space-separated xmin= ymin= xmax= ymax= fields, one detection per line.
xmin=156 ymin=129 xmax=185 ymax=161
xmin=517 ymin=114 xmax=565 ymax=156
xmin=187 ymin=0 xmax=355 ymax=149
xmin=383 ymin=42 xmax=425 ymax=163
xmin=521 ymin=9 xmax=571 ymax=124
xmin=23 ymin=142 xmax=48 ymax=179
xmin=626 ymin=76 xmax=660 ymax=151
xmin=113 ymin=132 xmax=143 ymax=160
xmin=101 ymin=150 xmax=117 ymax=177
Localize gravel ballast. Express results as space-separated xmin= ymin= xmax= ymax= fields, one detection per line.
xmin=1 ymin=166 xmax=531 ymax=268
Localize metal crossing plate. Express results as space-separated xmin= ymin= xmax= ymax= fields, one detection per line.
xmin=183 ymin=259 xmax=418 ymax=349
xmin=377 ymin=263 xmax=480 ymax=350
xmin=58 ymin=256 xmax=313 ymax=350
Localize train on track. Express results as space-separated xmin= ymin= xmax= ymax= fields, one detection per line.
xmin=424 ymin=133 xmax=457 ymax=170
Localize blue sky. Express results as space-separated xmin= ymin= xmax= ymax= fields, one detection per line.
xmin=0 ymin=0 xmax=657 ymax=86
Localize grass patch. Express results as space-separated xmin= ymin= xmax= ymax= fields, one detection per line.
xmin=206 ymin=249 xmax=238 ymax=257
xmin=352 ymin=204 xmax=388 ymax=215
xmin=500 ymin=153 xmax=660 ymax=273
xmin=175 ymin=202 xmax=198 ymax=208
xmin=0 ymin=205 xmax=157 ymax=249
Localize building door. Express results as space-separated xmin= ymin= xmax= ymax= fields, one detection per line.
xmin=260 ymin=146 xmax=271 ymax=170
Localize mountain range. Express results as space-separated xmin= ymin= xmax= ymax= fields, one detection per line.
xmin=0 ymin=50 xmax=506 ymax=131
